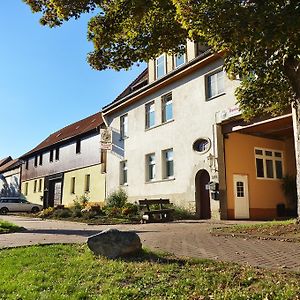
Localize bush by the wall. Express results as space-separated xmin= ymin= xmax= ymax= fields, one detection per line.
xmin=106 ymin=188 xmax=128 ymax=208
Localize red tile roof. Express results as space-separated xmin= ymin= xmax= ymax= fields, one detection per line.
xmin=0 ymin=159 xmax=21 ymax=173
xmin=0 ymin=157 xmax=12 ymax=167
xmin=21 ymin=112 xmax=103 ymax=158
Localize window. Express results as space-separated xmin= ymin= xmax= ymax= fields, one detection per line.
xmin=71 ymin=177 xmax=76 ymax=194
xmin=85 ymin=174 xmax=90 ymax=192
xmin=146 ymin=154 xmax=156 ymax=181
xmin=34 ymin=156 xmax=38 ymax=167
xmin=25 ymin=160 xmax=29 ymax=170
xmin=38 ymin=179 xmax=42 ymax=192
xmin=145 ymin=101 xmax=155 ymax=129
xmin=39 ymin=154 xmax=43 ymax=166
xmin=174 ymin=47 xmax=185 ymax=68
xmin=24 ymin=182 xmax=28 ymax=196
xmin=120 ymin=114 xmax=128 ymax=139
xmin=49 ymin=149 xmax=54 ymax=162
xmin=55 ymin=147 xmax=60 ymax=161
xmin=120 ymin=161 xmax=128 ymax=185
xmin=255 ymin=148 xmax=283 ymax=179
xmin=34 ymin=180 xmax=37 ymax=193
xmin=206 ymin=70 xmax=225 ymax=99
xmin=195 ymin=42 xmax=210 ymax=57
xmin=163 ymin=149 xmax=174 ymax=178
xmin=155 ymin=54 xmax=166 ymax=79
xmin=162 ymin=93 xmax=173 ymax=123
xmin=76 ymin=140 xmax=81 ymax=154
xmin=236 ymin=181 xmax=244 ymax=197
xmin=193 ymin=138 xmax=211 ymax=154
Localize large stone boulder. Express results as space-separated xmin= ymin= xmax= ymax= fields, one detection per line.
xmin=87 ymin=228 xmax=142 ymax=258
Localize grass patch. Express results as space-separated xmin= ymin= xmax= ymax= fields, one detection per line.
xmin=213 ymin=219 xmax=300 ymax=239
xmin=0 ymin=219 xmax=22 ymax=234
xmin=0 ymin=244 xmax=299 ymax=299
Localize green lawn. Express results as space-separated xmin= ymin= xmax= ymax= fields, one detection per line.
xmin=0 ymin=219 xmax=22 ymax=234
xmin=0 ymin=244 xmax=299 ymax=299
xmin=212 ymin=219 xmax=300 ymax=239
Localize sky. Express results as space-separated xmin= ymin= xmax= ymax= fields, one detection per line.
xmin=0 ymin=2 xmax=145 ymax=159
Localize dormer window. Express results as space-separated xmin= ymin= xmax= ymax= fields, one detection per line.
xmin=155 ymin=54 xmax=166 ymax=79
xmin=174 ymin=53 xmax=185 ymax=68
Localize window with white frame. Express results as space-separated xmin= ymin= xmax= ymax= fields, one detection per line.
xmin=146 ymin=153 xmax=156 ymax=181
xmin=156 ymin=55 xmax=166 ymax=79
xmin=120 ymin=160 xmax=128 ymax=185
xmin=163 ymin=149 xmax=174 ymax=178
xmin=206 ymin=69 xmax=225 ymax=99
xmin=255 ymin=148 xmax=283 ymax=179
xmin=174 ymin=53 xmax=185 ymax=68
xmin=162 ymin=93 xmax=173 ymax=123
xmin=145 ymin=101 xmax=155 ymax=129
xmin=120 ymin=114 xmax=128 ymax=139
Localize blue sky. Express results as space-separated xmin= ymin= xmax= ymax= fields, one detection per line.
xmin=0 ymin=2 xmax=145 ymax=159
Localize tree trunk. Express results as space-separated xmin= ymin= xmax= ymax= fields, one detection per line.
xmin=292 ymin=104 xmax=300 ymax=218
xmin=284 ymin=58 xmax=300 ymax=219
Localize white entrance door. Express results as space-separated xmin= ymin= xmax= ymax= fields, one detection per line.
xmin=233 ymin=174 xmax=250 ymax=219
xmin=53 ymin=182 xmax=62 ymax=207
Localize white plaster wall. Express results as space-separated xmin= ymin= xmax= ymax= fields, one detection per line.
xmin=105 ymin=59 xmax=240 ymax=213
xmin=0 ymin=167 xmax=21 ymax=197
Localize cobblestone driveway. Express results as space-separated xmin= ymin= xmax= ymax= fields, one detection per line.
xmin=0 ymin=215 xmax=299 ymax=271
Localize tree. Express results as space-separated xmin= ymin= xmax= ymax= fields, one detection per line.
xmin=24 ymin=0 xmax=300 ymax=216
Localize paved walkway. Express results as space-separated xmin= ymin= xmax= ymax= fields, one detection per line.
xmin=0 ymin=215 xmax=299 ymax=272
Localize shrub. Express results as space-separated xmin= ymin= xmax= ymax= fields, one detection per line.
xmin=82 ymin=211 xmax=98 ymax=220
xmin=104 ymin=206 xmax=122 ymax=218
xmin=73 ymin=193 xmax=90 ymax=210
xmin=52 ymin=208 xmax=72 ymax=219
xmin=122 ymin=203 xmax=139 ymax=216
xmin=173 ymin=206 xmax=196 ymax=220
xmin=38 ymin=207 xmax=54 ymax=218
xmin=106 ymin=188 xmax=128 ymax=208
xmin=72 ymin=208 xmax=82 ymax=218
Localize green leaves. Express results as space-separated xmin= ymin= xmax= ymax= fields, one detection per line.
xmin=23 ymin=0 xmax=300 ymax=118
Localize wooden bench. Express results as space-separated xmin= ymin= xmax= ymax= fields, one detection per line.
xmin=139 ymin=198 xmax=174 ymax=223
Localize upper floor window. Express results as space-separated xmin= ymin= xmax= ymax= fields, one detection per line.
xmin=34 ymin=156 xmax=38 ymax=168
xmin=156 ymin=54 xmax=166 ymax=79
xmin=49 ymin=149 xmax=54 ymax=162
xmin=120 ymin=160 xmax=128 ymax=185
xmin=120 ymin=114 xmax=128 ymax=139
xmin=206 ymin=69 xmax=225 ymax=100
xmin=145 ymin=101 xmax=155 ymax=129
xmin=39 ymin=154 xmax=43 ymax=166
xmin=162 ymin=93 xmax=173 ymax=123
xmin=174 ymin=46 xmax=186 ymax=68
xmin=195 ymin=42 xmax=210 ymax=57
xmin=25 ymin=160 xmax=29 ymax=170
xmin=146 ymin=153 xmax=156 ymax=181
xmin=255 ymin=148 xmax=283 ymax=180
xmin=163 ymin=149 xmax=174 ymax=179
xmin=76 ymin=139 xmax=81 ymax=154
xmin=55 ymin=147 xmax=60 ymax=161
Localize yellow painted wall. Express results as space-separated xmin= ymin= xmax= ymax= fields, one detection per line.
xmin=21 ymin=178 xmax=44 ymax=205
xmin=225 ymin=133 xmax=296 ymax=218
xmin=62 ymin=164 xmax=105 ymax=206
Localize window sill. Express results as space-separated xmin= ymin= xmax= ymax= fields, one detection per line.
xmin=119 ymin=136 xmax=129 ymax=141
xmin=145 ymin=177 xmax=175 ymax=184
xmin=145 ymin=119 xmax=174 ymax=132
xmin=120 ymin=183 xmax=128 ymax=187
xmin=206 ymin=92 xmax=226 ymax=101
xmin=256 ymin=177 xmax=283 ymax=181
